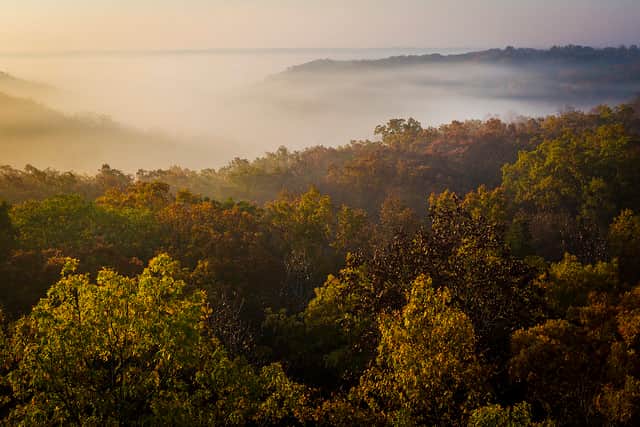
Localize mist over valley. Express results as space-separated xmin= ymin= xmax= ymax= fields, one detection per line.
xmin=2 ymin=46 xmax=639 ymax=172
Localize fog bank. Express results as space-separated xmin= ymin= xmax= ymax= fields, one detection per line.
xmin=1 ymin=47 xmax=638 ymax=172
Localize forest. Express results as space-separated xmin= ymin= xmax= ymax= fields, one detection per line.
xmin=1 ymin=97 xmax=640 ymax=425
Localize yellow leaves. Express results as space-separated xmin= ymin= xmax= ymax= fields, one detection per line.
xmin=615 ymin=285 xmax=640 ymax=349
xmin=502 ymin=122 xmax=639 ymax=242
xmin=5 ymin=254 xmax=213 ymax=424
xmin=59 ymin=257 xmax=79 ymax=276
xmin=468 ymin=402 xmax=549 ymax=427
xmin=537 ymin=253 xmax=620 ymax=316
xmin=356 ymin=275 xmax=485 ymax=425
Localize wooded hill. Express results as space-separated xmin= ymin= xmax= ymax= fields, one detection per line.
xmin=1 ymin=98 xmax=640 ymax=425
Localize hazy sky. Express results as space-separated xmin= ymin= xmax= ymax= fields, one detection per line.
xmin=1 ymin=0 xmax=639 ymax=52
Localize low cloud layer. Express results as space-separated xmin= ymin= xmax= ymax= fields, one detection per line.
xmin=1 ymin=47 xmax=639 ymax=172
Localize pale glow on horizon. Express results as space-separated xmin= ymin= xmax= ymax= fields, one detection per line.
xmin=0 ymin=0 xmax=639 ymax=53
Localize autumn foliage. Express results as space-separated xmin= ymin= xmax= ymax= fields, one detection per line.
xmin=1 ymin=98 xmax=640 ymax=425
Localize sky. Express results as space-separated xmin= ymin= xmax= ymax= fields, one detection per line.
xmin=0 ymin=0 xmax=639 ymax=52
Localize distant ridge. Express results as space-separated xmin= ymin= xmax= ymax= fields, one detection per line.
xmin=0 ymin=90 xmax=208 ymax=172
xmin=283 ymin=45 xmax=640 ymax=74
xmin=0 ymin=70 xmax=53 ymax=97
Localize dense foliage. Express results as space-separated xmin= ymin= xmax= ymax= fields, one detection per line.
xmin=1 ymin=98 xmax=640 ymax=425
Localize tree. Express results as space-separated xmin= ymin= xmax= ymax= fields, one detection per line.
xmin=6 ymin=255 xmax=208 ymax=424
xmin=333 ymin=205 xmax=370 ymax=255
xmin=266 ymin=187 xmax=341 ymax=310
xmin=608 ymin=209 xmax=640 ymax=284
xmin=10 ymin=194 xmax=159 ymax=274
xmin=355 ymin=275 xmax=487 ymax=426
xmin=0 ymin=201 xmax=14 ymax=262
xmin=536 ymin=254 xmax=620 ymax=316
xmin=267 ymin=254 xmax=392 ymax=386
xmin=95 ymin=164 xmax=132 ymax=193
xmin=10 ymin=195 xmax=99 ymax=253
xmin=374 ymin=195 xmax=419 ymax=245
xmin=97 ymin=181 xmax=172 ymax=211
xmin=374 ymin=117 xmax=423 ymax=144
xmin=4 ymin=255 xmax=311 ymax=425
xmin=502 ymin=124 xmax=640 ymax=260
xmin=158 ymin=198 xmax=285 ymax=338
xmin=426 ymin=191 xmax=541 ymax=360
xmin=468 ymin=402 xmax=553 ymax=427
xmin=595 ymin=285 xmax=640 ymax=425
xmin=509 ymin=319 xmax=602 ymax=425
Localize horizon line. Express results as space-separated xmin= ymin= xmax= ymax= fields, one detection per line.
xmin=1 ymin=43 xmax=635 ymax=59
xmin=0 ymin=45 xmax=545 ymax=57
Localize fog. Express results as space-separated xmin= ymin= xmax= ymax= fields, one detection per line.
xmin=1 ymin=48 xmax=637 ymax=172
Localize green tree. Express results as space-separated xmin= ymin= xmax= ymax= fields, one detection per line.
xmin=6 ymin=255 xmax=208 ymax=424
xmin=536 ymin=253 xmax=620 ymax=316
xmin=333 ymin=205 xmax=370 ymax=254
xmin=4 ymin=255 xmax=311 ymax=425
xmin=10 ymin=194 xmax=158 ymax=274
xmin=356 ymin=275 xmax=487 ymax=426
xmin=502 ymin=124 xmax=640 ymax=260
xmin=427 ymin=191 xmax=541 ymax=359
xmin=0 ymin=201 xmax=14 ymax=262
xmin=609 ymin=209 xmax=640 ymax=284
xmin=468 ymin=402 xmax=554 ymax=427
xmin=266 ymin=187 xmax=341 ymax=309
xmin=97 ymin=181 xmax=172 ymax=211
xmin=157 ymin=198 xmax=285 ymax=339
xmin=10 ymin=194 xmax=98 ymax=252
xmin=595 ymin=285 xmax=640 ymax=425
xmin=264 ymin=258 xmax=382 ymax=388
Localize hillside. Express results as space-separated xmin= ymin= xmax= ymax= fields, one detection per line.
xmin=2 ymin=99 xmax=640 ymax=425
xmin=252 ymin=46 xmax=640 ymax=116
xmin=284 ymin=45 xmax=640 ymax=73
xmin=4 ymin=96 xmax=639 ymax=214
xmin=0 ymin=71 xmax=53 ymax=99
xmin=0 ymin=90 xmax=213 ymax=172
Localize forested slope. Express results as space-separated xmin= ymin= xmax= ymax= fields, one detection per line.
xmin=1 ymin=98 xmax=640 ymax=425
